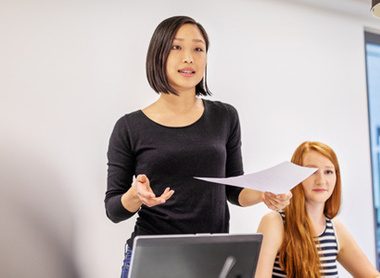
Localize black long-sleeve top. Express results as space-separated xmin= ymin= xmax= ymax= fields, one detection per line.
xmin=105 ymin=99 xmax=244 ymax=247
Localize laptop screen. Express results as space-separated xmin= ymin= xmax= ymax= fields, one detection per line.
xmin=128 ymin=233 xmax=263 ymax=278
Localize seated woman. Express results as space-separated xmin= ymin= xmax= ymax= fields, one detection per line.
xmin=256 ymin=141 xmax=380 ymax=278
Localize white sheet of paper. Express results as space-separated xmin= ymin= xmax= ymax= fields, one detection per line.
xmin=194 ymin=161 xmax=318 ymax=194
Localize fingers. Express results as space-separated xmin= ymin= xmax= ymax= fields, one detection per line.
xmin=262 ymin=192 xmax=280 ymax=210
xmin=134 ymin=175 xmax=174 ymax=207
xmin=135 ymin=174 xmax=155 ymax=198
xmin=262 ymin=191 xmax=292 ymax=211
xmin=136 ymin=174 xmax=147 ymax=183
xmin=160 ymin=187 xmax=175 ymax=201
xmin=140 ymin=188 xmax=174 ymax=207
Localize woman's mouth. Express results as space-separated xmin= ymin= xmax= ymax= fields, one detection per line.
xmin=313 ymin=189 xmax=327 ymax=193
xmin=178 ymin=68 xmax=195 ymax=77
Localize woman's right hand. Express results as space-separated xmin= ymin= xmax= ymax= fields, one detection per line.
xmin=134 ymin=174 xmax=175 ymax=207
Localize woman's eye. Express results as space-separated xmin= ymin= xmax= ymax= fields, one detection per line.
xmin=172 ymin=45 xmax=181 ymax=50
xmin=195 ymin=47 xmax=204 ymax=52
xmin=326 ymin=170 xmax=334 ymax=175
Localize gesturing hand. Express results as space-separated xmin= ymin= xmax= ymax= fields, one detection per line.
xmin=134 ymin=174 xmax=175 ymax=207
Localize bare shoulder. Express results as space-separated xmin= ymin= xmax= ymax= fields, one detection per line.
xmin=256 ymin=210 xmax=284 ymax=274
xmin=331 ymin=217 xmax=343 ymax=228
xmin=331 ymin=217 xmax=354 ymax=252
xmin=258 ymin=211 xmax=284 ymax=233
xmin=263 ymin=211 xmax=283 ymax=222
xmin=331 ymin=218 xmax=348 ymax=237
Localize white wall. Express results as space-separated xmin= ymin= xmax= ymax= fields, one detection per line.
xmin=1 ymin=0 xmax=380 ymax=277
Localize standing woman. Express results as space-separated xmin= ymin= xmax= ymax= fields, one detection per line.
xmin=256 ymin=141 xmax=380 ymax=278
xmin=105 ymin=16 xmax=291 ymax=278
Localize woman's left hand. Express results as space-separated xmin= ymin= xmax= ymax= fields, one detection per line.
xmin=262 ymin=191 xmax=292 ymax=210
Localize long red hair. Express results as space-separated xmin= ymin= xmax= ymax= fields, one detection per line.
xmin=278 ymin=141 xmax=341 ymax=277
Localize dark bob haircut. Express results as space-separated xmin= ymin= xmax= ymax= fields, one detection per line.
xmin=146 ymin=16 xmax=211 ymax=96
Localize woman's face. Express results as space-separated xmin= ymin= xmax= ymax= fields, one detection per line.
xmin=166 ymin=24 xmax=207 ymax=94
xmin=301 ymin=150 xmax=337 ymax=206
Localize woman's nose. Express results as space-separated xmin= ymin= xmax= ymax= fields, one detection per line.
xmin=183 ymin=53 xmax=194 ymax=63
xmin=315 ymin=171 xmax=325 ymax=184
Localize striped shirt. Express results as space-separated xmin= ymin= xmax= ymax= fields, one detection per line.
xmin=272 ymin=211 xmax=339 ymax=277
